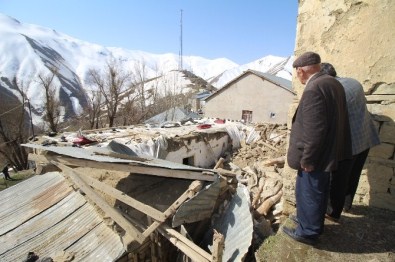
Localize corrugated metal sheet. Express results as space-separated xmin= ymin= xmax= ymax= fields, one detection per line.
xmin=144 ymin=107 xmax=200 ymax=125
xmin=22 ymin=143 xmax=213 ymax=172
xmin=212 ymin=184 xmax=254 ymax=261
xmin=172 ymin=176 xmax=221 ymax=227
xmin=0 ymin=172 xmax=125 ymax=261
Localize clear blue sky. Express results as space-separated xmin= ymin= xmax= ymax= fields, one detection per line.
xmin=1 ymin=0 xmax=298 ymax=64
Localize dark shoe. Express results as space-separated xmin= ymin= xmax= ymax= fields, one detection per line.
xmin=282 ymin=226 xmax=318 ymax=245
xmin=325 ymin=213 xmax=339 ymax=223
xmin=289 ymin=214 xmax=299 ymax=224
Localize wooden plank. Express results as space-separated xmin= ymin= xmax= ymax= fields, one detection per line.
xmin=142 ymin=181 xmax=203 ymax=238
xmin=212 ymin=229 xmax=224 ymax=262
xmin=123 ymin=213 xmax=211 ymax=261
xmin=29 ymin=154 xmax=215 ymax=181
xmin=78 ymin=174 xmax=166 ymax=222
xmin=260 ymin=141 xmax=280 ymax=152
xmin=156 ymin=224 xmax=211 ymax=262
xmin=51 ymin=161 xmax=146 ymax=244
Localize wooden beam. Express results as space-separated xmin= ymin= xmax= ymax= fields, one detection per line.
xmin=123 ymin=212 xmax=212 ymax=261
xmin=51 ymin=161 xmax=146 ymax=244
xmin=212 ymin=229 xmax=224 ymax=262
xmin=260 ymin=141 xmax=280 ymax=152
xmin=78 ymin=173 xmax=166 ymax=222
xmin=29 ymin=153 xmax=215 ymax=181
xmin=142 ymin=181 xmax=203 ymax=238
xmin=156 ymin=224 xmax=212 ymax=262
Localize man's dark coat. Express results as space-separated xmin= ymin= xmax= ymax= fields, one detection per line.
xmin=287 ymin=72 xmax=352 ymax=172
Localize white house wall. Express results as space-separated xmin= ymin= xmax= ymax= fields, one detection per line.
xmin=205 ymin=74 xmax=294 ymax=123
xmin=162 ymin=133 xmax=230 ymax=168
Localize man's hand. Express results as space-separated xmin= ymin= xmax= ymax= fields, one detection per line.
xmin=301 ymin=164 xmax=314 ymax=172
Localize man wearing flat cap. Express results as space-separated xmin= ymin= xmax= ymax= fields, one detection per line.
xmin=283 ymin=51 xmax=352 ymax=245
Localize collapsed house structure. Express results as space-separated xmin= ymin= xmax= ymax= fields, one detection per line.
xmin=0 ymin=119 xmax=288 ymax=261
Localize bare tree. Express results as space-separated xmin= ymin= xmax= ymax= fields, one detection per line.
xmin=87 ymin=60 xmax=132 ymax=127
xmin=131 ymin=59 xmax=158 ymax=122
xmin=85 ymin=90 xmax=103 ymax=129
xmin=37 ymin=67 xmax=61 ymax=132
xmin=153 ymin=71 xmax=188 ymax=116
xmin=0 ymin=77 xmax=31 ymax=170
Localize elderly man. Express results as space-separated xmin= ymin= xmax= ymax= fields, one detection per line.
xmin=321 ymin=62 xmax=380 ymax=220
xmin=283 ymin=52 xmax=352 ymax=245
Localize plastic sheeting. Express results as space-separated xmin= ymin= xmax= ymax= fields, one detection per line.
xmin=225 ymin=125 xmax=244 ymax=149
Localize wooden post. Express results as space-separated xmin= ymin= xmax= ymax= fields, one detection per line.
xmin=213 ymin=157 xmax=225 ymax=169
xmin=147 ymin=217 xmax=158 ymax=262
xmin=212 ymin=229 xmax=224 ymax=262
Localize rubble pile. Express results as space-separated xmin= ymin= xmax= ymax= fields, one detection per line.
xmin=217 ymin=123 xmax=289 ymax=247
xmin=23 ymin=121 xmax=290 ymax=261
xmin=230 ymin=123 xmax=288 ymax=169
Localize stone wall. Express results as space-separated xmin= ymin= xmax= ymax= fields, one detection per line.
xmin=283 ymin=0 xmax=395 ymax=212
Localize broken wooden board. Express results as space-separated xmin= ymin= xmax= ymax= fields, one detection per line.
xmin=52 ymin=161 xmax=146 ymax=244
xmin=28 ymin=152 xmax=215 ymax=181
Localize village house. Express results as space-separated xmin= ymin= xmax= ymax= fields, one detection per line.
xmin=188 ymin=90 xmax=212 ymax=113
xmin=203 ymin=70 xmax=295 ymax=124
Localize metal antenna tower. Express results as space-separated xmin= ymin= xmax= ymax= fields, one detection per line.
xmin=179 ymin=9 xmax=183 ymax=71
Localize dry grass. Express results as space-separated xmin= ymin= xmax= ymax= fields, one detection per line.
xmin=0 ymin=169 xmax=35 ymax=191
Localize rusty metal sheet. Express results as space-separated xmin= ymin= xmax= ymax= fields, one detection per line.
xmin=172 ymin=175 xmax=221 ymax=227
xmin=0 ymin=172 xmax=125 ymax=261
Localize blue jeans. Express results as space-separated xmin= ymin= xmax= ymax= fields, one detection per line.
xmin=295 ymin=170 xmax=330 ymax=238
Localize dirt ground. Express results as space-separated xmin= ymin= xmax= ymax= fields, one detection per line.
xmin=256 ymin=205 xmax=395 ymax=262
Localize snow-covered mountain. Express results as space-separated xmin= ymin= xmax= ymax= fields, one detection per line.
xmin=208 ymin=55 xmax=293 ymax=88
xmin=0 ymin=13 xmax=293 ymax=126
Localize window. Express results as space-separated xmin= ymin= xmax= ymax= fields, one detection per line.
xmin=242 ymin=110 xmax=253 ymax=123
xmin=183 ymin=156 xmax=195 ymax=166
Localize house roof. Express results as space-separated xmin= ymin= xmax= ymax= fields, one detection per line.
xmin=204 ymin=69 xmax=294 ymax=101
xmin=22 ymin=143 xmax=215 ymax=175
xmin=144 ymin=107 xmax=200 ymax=126
xmin=192 ymin=90 xmax=212 ymax=100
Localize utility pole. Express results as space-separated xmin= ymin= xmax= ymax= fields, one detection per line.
xmin=179 ymin=9 xmax=183 ymax=71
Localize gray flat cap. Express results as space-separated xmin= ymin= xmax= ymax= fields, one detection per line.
xmin=292 ymin=52 xmax=321 ymax=68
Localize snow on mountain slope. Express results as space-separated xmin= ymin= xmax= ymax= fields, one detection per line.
xmin=208 ymin=55 xmax=293 ymax=88
xmin=0 ymin=13 xmax=293 ymax=126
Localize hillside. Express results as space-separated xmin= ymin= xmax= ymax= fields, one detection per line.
xmin=0 ymin=13 xmax=292 ymax=127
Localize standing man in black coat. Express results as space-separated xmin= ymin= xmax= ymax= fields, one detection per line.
xmin=283 ymin=52 xmax=352 ymax=245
